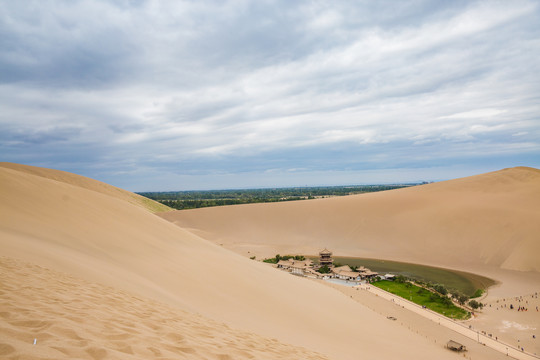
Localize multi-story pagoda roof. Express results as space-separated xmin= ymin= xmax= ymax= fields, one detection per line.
xmin=319 ymin=248 xmax=332 ymax=255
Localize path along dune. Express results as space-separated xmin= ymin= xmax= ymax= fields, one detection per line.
xmin=160 ymin=167 xmax=540 ymax=277
xmin=0 ymin=162 xmax=474 ymax=360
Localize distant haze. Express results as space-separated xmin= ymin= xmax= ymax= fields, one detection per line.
xmin=1 ymin=1 xmax=539 ymax=191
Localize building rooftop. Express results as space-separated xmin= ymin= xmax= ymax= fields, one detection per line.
xmin=337 ymin=271 xmax=361 ymax=278
xmin=332 ymin=265 xmax=352 ymax=273
xmin=319 ymin=248 xmax=332 ymax=255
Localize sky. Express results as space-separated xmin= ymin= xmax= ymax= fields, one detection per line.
xmin=1 ymin=0 xmax=539 ymax=191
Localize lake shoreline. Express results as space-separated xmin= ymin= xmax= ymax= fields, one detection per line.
xmin=307 ymin=255 xmax=496 ymax=296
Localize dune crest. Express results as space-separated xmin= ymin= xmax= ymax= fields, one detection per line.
xmin=0 ymin=162 xmax=169 ymax=213
xmin=160 ymin=167 xmax=540 ymax=272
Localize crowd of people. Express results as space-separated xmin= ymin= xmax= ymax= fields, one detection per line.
xmin=490 ymin=292 xmax=539 ymax=312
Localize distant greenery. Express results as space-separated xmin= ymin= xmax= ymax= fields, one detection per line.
xmin=374 ymin=280 xmax=470 ymax=320
xmin=138 ymin=184 xmax=417 ymax=210
xmin=263 ymin=254 xmax=305 ymax=264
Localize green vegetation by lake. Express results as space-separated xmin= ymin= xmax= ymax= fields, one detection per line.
xmin=262 ymin=254 xmax=305 ymax=264
xmin=310 ymin=256 xmax=495 ymax=297
xmin=373 ymin=280 xmax=470 ymax=320
xmin=138 ymin=184 xmax=417 ymax=210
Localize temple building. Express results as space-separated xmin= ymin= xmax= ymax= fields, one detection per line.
xmin=272 ymin=249 xmax=378 ymax=282
xmin=319 ymin=248 xmax=333 ymax=267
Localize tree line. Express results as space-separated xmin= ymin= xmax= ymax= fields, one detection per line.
xmin=138 ymin=184 xmax=417 ymax=210
xmin=394 ymin=275 xmax=484 ymax=310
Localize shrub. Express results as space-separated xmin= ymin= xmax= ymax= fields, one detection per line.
xmin=263 ymin=254 xmax=305 ymax=263
xmin=471 ymin=289 xmax=484 ymax=298
xmin=318 ymin=265 xmax=331 ymax=274
xmin=469 ymin=300 xmax=483 ymax=309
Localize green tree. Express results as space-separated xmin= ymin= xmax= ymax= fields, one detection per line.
xmin=433 ymin=284 xmax=448 ymax=296
xmin=469 ymin=300 xmax=483 ymax=309
xmin=318 ymin=265 xmax=331 ymax=274
xmin=457 ymin=293 xmax=469 ymax=305
xmin=441 ymin=296 xmax=453 ymax=307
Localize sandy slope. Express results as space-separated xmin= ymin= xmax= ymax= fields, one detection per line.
xmin=0 ymin=163 xmax=464 ymax=359
xmin=0 ymin=162 xmax=170 ymax=213
xmin=160 ymin=167 xmax=540 ymax=273
xmin=0 ymin=257 xmax=329 ymax=360
xmin=469 ymin=291 xmax=540 ymax=355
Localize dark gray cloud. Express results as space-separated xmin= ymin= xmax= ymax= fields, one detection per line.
xmin=1 ymin=0 xmax=539 ymax=190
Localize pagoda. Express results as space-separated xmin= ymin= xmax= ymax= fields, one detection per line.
xmin=319 ymin=248 xmax=333 ymax=267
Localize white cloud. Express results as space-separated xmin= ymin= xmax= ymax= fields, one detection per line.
xmin=1 ymin=0 xmax=539 ymax=189
xmin=440 ymin=108 xmax=507 ymax=119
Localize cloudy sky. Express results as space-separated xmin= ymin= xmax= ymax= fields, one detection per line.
xmin=1 ymin=0 xmax=539 ymax=191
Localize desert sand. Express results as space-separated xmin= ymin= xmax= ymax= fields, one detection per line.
xmin=1 ymin=163 xmax=538 ymax=359
xmin=1 ymin=162 xmax=470 ymax=360
xmin=0 ymin=257 xmax=330 ymax=360
xmin=0 ymin=162 xmax=170 ymax=213
xmin=160 ymin=166 xmax=540 ymax=356
xmin=468 ymin=291 xmax=540 ymax=356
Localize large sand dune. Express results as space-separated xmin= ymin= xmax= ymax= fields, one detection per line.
xmin=0 ymin=162 xmax=170 ymax=213
xmin=1 ymin=163 xmax=473 ymax=359
xmin=160 ymin=167 xmax=540 ymax=273
xmin=0 ymin=257 xmax=330 ymax=360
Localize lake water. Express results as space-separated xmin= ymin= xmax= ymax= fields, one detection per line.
xmin=309 ymin=256 xmax=495 ymax=296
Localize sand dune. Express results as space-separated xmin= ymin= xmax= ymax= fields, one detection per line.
xmin=0 ymin=257 xmax=329 ymax=360
xmin=160 ymin=167 xmax=540 ymax=273
xmin=0 ymin=162 xmax=170 ymax=213
xmin=1 ymin=163 xmax=468 ymax=359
